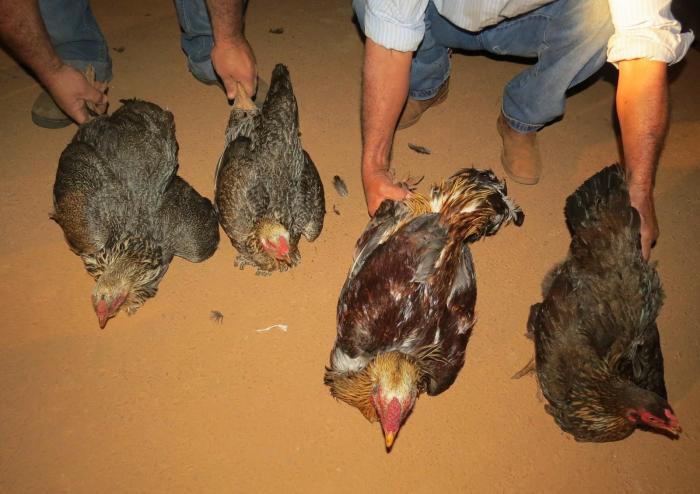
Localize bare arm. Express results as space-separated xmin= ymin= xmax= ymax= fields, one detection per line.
xmin=205 ymin=0 xmax=257 ymax=100
xmin=0 ymin=0 xmax=106 ymax=123
xmin=361 ymin=38 xmax=413 ymax=216
xmin=616 ymin=59 xmax=668 ymax=260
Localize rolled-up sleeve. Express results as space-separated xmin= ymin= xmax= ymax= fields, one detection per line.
xmin=362 ymin=0 xmax=430 ymax=52
xmin=607 ymin=0 xmax=694 ymax=65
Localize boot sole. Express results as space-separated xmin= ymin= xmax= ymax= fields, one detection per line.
xmin=31 ymin=112 xmax=72 ymax=129
xmin=500 ymin=150 xmax=540 ymax=185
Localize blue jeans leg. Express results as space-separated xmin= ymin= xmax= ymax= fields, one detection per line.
xmin=174 ymin=0 xmax=251 ymax=82
xmin=352 ymin=0 xmax=451 ymax=100
xmin=409 ymin=2 xmax=451 ymax=99
xmin=490 ymin=0 xmax=613 ymax=132
xmin=174 ymin=0 xmax=217 ymax=82
xmin=433 ymin=0 xmax=613 ymax=132
xmin=427 ymin=0 xmax=613 ymax=131
xmin=39 ymin=0 xmax=112 ymax=82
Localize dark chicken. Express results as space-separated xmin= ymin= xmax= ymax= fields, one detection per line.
xmin=215 ymin=64 xmax=325 ymax=275
xmin=325 ymin=169 xmax=524 ymax=449
xmin=523 ymin=164 xmax=680 ymax=442
xmin=52 ymin=99 xmax=219 ymax=328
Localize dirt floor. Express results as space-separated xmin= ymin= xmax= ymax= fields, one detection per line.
xmin=1 ymin=0 xmax=699 ymax=492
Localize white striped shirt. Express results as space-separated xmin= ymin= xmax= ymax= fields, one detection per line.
xmin=362 ymin=0 xmax=694 ymax=64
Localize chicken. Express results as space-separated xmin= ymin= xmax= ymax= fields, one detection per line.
xmin=215 ymin=64 xmax=325 ymax=275
xmin=324 ymin=168 xmax=524 ymax=449
xmin=52 ymin=99 xmax=219 ymax=328
xmin=522 ymin=164 xmax=680 ymax=442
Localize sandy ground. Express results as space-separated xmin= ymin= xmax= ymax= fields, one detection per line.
xmin=1 ymin=0 xmax=699 ymax=492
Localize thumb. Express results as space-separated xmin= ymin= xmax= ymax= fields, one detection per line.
xmin=387 ymin=184 xmax=409 ymax=201
xmin=223 ymin=79 xmax=238 ymax=100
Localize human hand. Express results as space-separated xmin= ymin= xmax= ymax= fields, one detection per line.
xmin=42 ymin=63 xmax=107 ymax=124
xmin=363 ymin=168 xmax=409 ymax=217
xmin=628 ymin=183 xmax=658 ymax=261
xmin=211 ymin=37 xmax=257 ymax=100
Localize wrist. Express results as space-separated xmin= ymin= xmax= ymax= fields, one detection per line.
xmin=627 ymin=176 xmax=653 ymax=191
xmin=213 ymin=34 xmax=248 ymax=48
xmin=362 ymin=157 xmax=390 ymax=179
xmin=35 ymin=56 xmax=65 ymax=83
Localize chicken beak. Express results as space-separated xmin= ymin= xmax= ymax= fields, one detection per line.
xmin=384 ymin=431 xmax=395 ymax=449
xmin=666 ymin=423 xmax=682 ymax=437
xmin=276 ymin=254 xmax=292 ymax=267
xmin=664 ymin=409 xmax=682 ymax=436
xmin=96 ymin=300 xmax=109 ymax=329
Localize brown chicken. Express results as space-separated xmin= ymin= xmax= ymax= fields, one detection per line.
xmin=325 ymin=168 xmax=524 ymax=449
xmin=52 ymin=99 xmax=219 ymax=328
xmin=521 ymin=164 xmax=680 ymax=442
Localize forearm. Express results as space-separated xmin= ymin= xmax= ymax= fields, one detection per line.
xmin=0 ymin=0 xmax=62 ymax=82
xmin=205 ymin=0 xmax=245 ymax=44
xmin=616 ymin=59 xmax=668 ymax=259
xmin=616 ymin=60 xmax=668 ymax=189
xmin=361 ymin=39 xmax=412 ymax=177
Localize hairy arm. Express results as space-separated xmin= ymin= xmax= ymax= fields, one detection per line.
xmin=361 ymin=39 xmax=413 ymax=216
xmin=616 ymin=59 xmax=668 ymax=260
xmin=0 ymin=0 xmax=107 ymax=123
xmin=205 ymin=0 xmax=257 ymax=100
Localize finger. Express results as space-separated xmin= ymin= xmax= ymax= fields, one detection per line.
xmin=386 ymin=185 xmax=409 ymax=201
xmin=92 ymin=101 xmax=108 ymax=115
xmin=639 ymin=231 xmax=651 ymax=261
xmin=91 ymin=88 xmax=109 ymax=114
xmin=243 ymin=76 xmax=257 ymax=99
xmin=94 ymin=88 xmax=108 ymax=105
xmin=222 ymin=78 xmax=238 ymax=100
xmin=71 ymin=105 xmax=90 ymax=125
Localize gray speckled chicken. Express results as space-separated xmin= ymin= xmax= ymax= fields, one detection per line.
xmin=215 ymin=64 xmax=325 ymax=275
xmin=52 ymin=99 xmax=219 ymax=328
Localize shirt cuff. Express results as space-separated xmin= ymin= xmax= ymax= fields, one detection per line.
xmin=363 ymin=3 xmax=426 ymax=52
xmin=608 ymin=29 xmax=694 ymax=66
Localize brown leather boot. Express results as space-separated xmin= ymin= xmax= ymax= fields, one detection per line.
xmin=497 ymin=112 xmax=542 ymax=185
xmin=397 ymin=78 xmax=449 ymax=130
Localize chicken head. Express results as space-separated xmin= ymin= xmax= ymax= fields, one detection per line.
xmin=369 ymin=353 xmax=420 ymax=449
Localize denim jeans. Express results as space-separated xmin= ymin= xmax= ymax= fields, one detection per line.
xmin=39 ymin=0 xmax=112 ymax=82
xmin=174 ymin=0 xmax=218 ymax=83
xmin=353 ymin=0 xmax=613 ymax=132
xmin=39 ymin=0 xmax=225 ymax=84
